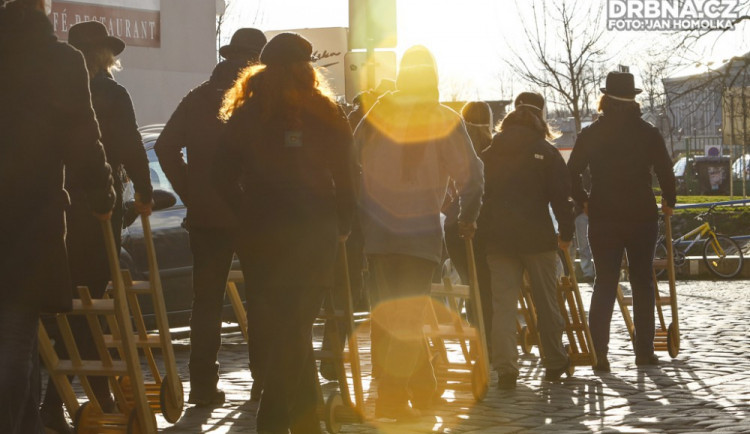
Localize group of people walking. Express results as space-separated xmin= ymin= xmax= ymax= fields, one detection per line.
xmin=0 ymin=0 xmax=676 ymax=432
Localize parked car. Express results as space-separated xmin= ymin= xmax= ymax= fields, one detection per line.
xmin=733 ymin=154 xmax=750 ymax=181
xmin=121 ymin=124 xmax=242 ymax=328
xmin=673 ymin=156 xmax=697 ymax=195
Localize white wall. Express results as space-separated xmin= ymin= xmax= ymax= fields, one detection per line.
xmin=114 ymin=0 xmax=217 ymax=126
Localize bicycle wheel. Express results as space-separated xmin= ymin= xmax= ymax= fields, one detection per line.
xmin=703 ymin=235 xmax=744 ymax=278
xmin=653 ymin=242 xmax=668 ymax=278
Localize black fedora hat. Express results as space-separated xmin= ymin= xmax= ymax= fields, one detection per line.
xmin=68 ymin=21 xmax=125 ymax=56
xmin=220 ymin=28 xmax=267 ymax=61
xmin=600 ymin=71 xmax=642 ymax=100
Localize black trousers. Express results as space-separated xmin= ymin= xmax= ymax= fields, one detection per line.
xmin=321 ymin=222 xmax=366 ymax=362
xmin=188 ymin=227 xmax=262 ymax=393
xmin=253 ymin=285 xmax=327 ymax=434
xmin=368 ymin=254 xmax=437 ymax=408
xmin=588 ymin=218 xmax=658 ymax=357
xmin=0 ymin=303 xmax=42 ymax=434
xmin=444 ymin=222 xmax=493 ymax=351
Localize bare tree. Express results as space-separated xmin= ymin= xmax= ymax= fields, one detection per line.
xmin=639 ymin=50 xmax=672 ymax=116
xmin=580 ymin=63 xmax=608 ymax=119
xmin=493 ymin=69 xmax=518 ymax=102
xmin=672 ymin=2 xmax=750 ymax=54
xmin=507 ymin=0 xmax=608 ymax=133
xmin=216 ymin=1 xmax=265 ymax=61
xmin=440 ymin=76 xmax=475 ymax=102
xmin=216 ymin=0 xmax=230 ymax=60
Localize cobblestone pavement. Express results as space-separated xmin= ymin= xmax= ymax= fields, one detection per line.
xmin=68 ymin=280 xmax=750 ymax=433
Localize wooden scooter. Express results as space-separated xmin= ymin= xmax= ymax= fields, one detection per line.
xmin=38 ymin=219 xmax=157 ymax=433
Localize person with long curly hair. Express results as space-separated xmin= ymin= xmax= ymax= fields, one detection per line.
xmin=213 ymin=32 xmax=355 ymax=433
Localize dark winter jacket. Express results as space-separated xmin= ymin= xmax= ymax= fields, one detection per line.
xmin=65 ymin=71 xmax=152 ymax=283
xmin=155 ymin=59 xmax=249 ymax=229
xmin=0 ymin=2 xmax=114 ymax=312
xmin=478 ymin=125 xmax=574 ymax=255
xmin=444 ymin=122 xmax=492 ymax=227
xmin=212 ymin=98 xmax=356 ymax=288
xmin=567 ymin=115 xmax=676 ymax=224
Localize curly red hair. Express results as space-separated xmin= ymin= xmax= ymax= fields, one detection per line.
xmin=219 ymin=62 xmax=338 ymax=125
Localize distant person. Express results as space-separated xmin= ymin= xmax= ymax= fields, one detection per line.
xmin=0 ymin=1 xmax=115 ymax=432
xmin=347 ymin=78 xmax=396 ymax=130
xmin=214 ymin=32 xmax=355 ymax=433
xmin=444 ymin=101 xmax=493 ymax=281
xmin=39 ymin=20 xmax=153 ymax=432
xmin=155 ymin=27 xmax=267 ymax=406
xmin=568 ymin=72 xmax=676 ymax=371
xmin=443 ymin=101 xmax=494 ymax=343
xmin=574 ymin=168 xmax=595 ymax=282
xmin=356 ymin=45 xmax=484 ymax=419
xmin=477 ymin=92 xmax=574 ymax=389
xmin=318 ymin=77 xmax=396 ymax=382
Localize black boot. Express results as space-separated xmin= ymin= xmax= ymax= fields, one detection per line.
xmin=544 ymin=358 xmax=571 ymax=381
xmin=635 ymin=353 xmax=660 ymax=366
xmin=593 ymin=353 xmax=611 ymax=373
xmin=40 ymin=405 xmax=73 ymax=434
xmin=188 ymin=387 xmax=225 ymax=407
xmin=497 ymin=373 xmax=518 ymax=390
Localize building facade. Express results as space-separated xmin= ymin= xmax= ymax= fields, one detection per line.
xmin=663 ymin=53 xmax=750 ymax=155
xmin=49 ymin=0 xmax=218 ymax=126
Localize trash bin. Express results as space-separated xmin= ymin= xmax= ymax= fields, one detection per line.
xmin=694 ymin=156 xmax=731 ymax=195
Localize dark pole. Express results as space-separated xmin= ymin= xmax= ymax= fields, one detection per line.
xmin=742 ymin=67 xmax=748 ymax=198
xmin=730 ymin=91 xmax=738 ymax=197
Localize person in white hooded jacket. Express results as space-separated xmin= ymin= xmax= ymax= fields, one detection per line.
xmin=355 ymin=45 xmax=484 ymax=420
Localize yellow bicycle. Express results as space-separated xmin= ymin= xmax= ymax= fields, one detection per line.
xmin=655 ymin=204 xmax=744 ymax=279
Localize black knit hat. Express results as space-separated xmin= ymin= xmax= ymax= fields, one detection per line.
xmin=514 ymin=92 xmax=545 ymax=111
xmin=219 ymin=28 xmax=266 ymax=61
xmin=600 ymin=71 xmax=642 ymax=100
xmin=260 ymin=32 xmax=312 ymax=66
xmin=68 ymin=21 xmax=125 ymax=56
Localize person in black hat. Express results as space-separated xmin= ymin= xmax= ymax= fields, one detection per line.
xmin=213 ymin=32 xmax=355 ymax=433
xmin=477 ymin=92 xmax=573 ymax=389
xmin=155 ymin=27 xmax=267 ymax=407
xmin=568 ymin=72 xmax=676 ymax=371
xmin=39 ymin=19 xmax=153 ymax=432
xmin=0 ymin=1 xmax=114 ymax=432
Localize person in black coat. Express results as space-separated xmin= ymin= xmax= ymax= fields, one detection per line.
xmin=155 ymin=27 xmax=267 ymax=407
xmin=444 ymin=101 xmax=493 ymax=346
xmin=0 ymin=1 xmax=115 ymax=432
xmin=568 ymin=72 xmax=676 ymax=371
xmin=478 ymin=92 xmax=574 ymax=389
xmin=38 ymin=20 xmax=153 ymax=432
xmin=213 ymin=33 xmax=355 ymax=433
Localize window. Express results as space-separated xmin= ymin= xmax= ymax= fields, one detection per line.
xmin=146 ymin=147 xmax=183 ymax=206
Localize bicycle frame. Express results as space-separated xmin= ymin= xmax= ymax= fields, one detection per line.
xmin=672 ymin=221 xmax=724 ymax=257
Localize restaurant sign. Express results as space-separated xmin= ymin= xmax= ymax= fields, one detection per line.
xmin=49 ymin=0 xmax=161 ymax=48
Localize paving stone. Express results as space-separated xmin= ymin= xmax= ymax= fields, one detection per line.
xmin=45 ymin=279 xmax=750 ymax=432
